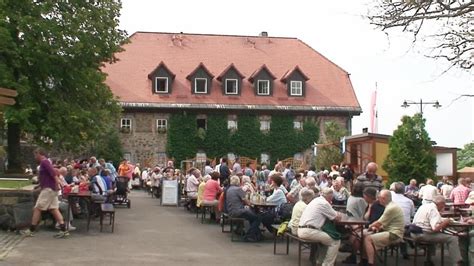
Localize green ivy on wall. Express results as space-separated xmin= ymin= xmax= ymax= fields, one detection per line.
xmin=166 ymin=113 xmax=319 ymax=166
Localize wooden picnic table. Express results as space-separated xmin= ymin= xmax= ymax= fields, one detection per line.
xmin=445 ymin=220 xmax=474 ymax=266
xmin=336 ymin=216 xmax=368 ymax=262
xmin=66 ymin=191 xmax=92 ymax=231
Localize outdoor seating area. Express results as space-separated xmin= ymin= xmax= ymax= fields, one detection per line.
xmin=134 ymin=158 xmax=474 ymax=266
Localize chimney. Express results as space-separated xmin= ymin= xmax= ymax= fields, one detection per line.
xmin=259 ymin=31 xmax=268 ymax=37
xmin=362 ymin=127 xmax=368 ymax=133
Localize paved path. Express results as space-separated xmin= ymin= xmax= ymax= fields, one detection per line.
xmin=2 ymin=191 xmax=427 ymax=266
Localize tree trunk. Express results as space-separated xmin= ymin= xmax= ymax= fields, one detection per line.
xmin=7 ymin=122 xmax=22 ymax=173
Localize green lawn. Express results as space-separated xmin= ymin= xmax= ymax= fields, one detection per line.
xmin=0 ymin=180 xmax=32 ymax=189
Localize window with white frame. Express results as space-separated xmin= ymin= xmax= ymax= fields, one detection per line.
xmin=155 ymin=77 xmax=169 ymax=93
xmin=225 ymin=79 xmax=238 ymax=94
xmin=194 ymin=78 xmax=207 ymax=94
xmin=227 ymin=119 xmax=238 ymax=130
xmin=156 ymin=119 xmax=167 ymax=130
xmin=260 ymin=120 xmax=271 ymax=131
xmin=120 ymin=118 xmax=132 ymax=132
xmin=293 ymin=121 xmax=303 ymax=130
xmin=257 ymin=80 xmax=270 ymax=95
xmin=290 ymin=81 xmax=303 ymax=96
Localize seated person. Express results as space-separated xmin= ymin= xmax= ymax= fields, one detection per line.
xmin=298 ymin=187 xmax=342 ymax=266
xmin=89 ymin=167 xmax=107 ymax=202
xmin=331 ymin=179 xmax=350 ymax=205
xmin=241 ymin=175 xmax=255 ymax=195
xmin=186 ymin=168 xmax=200 ymax=199
xmin=289 ymin=187 xmax=315 ymax=234
xmin=196 ymin=175 xmax=210 ymax=208
xmin=202 ymin=172 xmax=222 ymax=222
xmin=225 ymin=175 xmax=262 ymax=242
xmin=362 ymin=190 xmax=405 ymax=266
xmin=261 ymin=173 xmax=288 ymax=231
xmin=346 ymin=182 xmax=367 ymax=219
xmin=412 ymin=195 xmax=463 ymax=266
xmin=287 ymin=174 xmax=305 ymax=203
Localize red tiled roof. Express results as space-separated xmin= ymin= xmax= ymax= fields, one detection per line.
xmin=216 ymin=63 xmax=245 ymax=81
xmin=103 ymin=32 xmax=361 ymax=114
xmin=186 ymin=62 xmax=214 ymax=80
xmin=281 ymin=65 xmax=310 ymax=82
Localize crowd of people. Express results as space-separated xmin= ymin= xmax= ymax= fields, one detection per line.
xmin=174 ymin=158 xmax=473 ymax=266
xmin=23 ymin=150 xmax=474 ymax=266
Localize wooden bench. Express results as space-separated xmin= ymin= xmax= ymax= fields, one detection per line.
xmin=100 ymin=203 xmax=115 ymax=233
xmin=220 ymin=213 xmax=246 ymax=241
xmin=403 ymin=236 xmax=445 ymax=266
xmin=273 ymin=229 xmax=318 ymax=266
xmin=199 ymin=201 xmax=217 ymax=224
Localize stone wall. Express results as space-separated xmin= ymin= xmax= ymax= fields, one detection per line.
xmin=0 ymin=190 xmax=34 ymax=230
xmin=120 ymin=112 xmax=169 ymax=166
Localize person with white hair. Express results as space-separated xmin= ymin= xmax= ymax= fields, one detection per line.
xmin=225 ymin=175 xmax=262 ymax=242
xmin=331 ymin=179 xmax=350 ymax=205
xmin=412 ymin=195 xmax=463 ymax=266
xmin=289 ymin=187 xmax=315 ymax=234
xmin=241 ymin=175 xmax=255 ymax=194
xmin=298 ymin=187 xmax=342 ymax=266
xmin=418 ymin=178 xmax=439 ymax=204
xmin=362 ymin=190 xmax=405 ymax=266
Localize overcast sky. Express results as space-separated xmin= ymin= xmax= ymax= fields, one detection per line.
xmin=118 ymin=0 xmax=473 ymax=149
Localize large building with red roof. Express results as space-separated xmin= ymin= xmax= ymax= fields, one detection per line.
xmin=103 ymin=31 xmax=361 ymax=166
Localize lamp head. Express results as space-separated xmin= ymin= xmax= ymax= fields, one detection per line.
xmin=401 ymin=100 xmax=409 ymax=108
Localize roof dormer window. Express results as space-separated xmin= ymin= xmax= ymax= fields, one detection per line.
xmin=225 ymin=79 xmax=238 ymax=95
xmin=281 ymin=65 xmax=309 ymax=97
xmin=148 ymin=61 xmax=175 ymax=94
xmin=187 ymin=63 xmax=214 ymax=95
xmin=194 ymin=78 xmax=208 ymax=94
xmin=217 ymin=63 xmax=245 ymax=96
xmin=249 ymin=64 xmax=276 ymax=96
xmin=155 ymin=77 xmax=169 ymax=93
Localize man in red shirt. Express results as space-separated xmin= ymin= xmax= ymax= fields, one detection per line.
xmin=22 ymin=148 xmax=69 ymax=238
xmin=449 ymin=177 xmax=471 ymax=204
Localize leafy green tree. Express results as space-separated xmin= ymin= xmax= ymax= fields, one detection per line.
xmin=0 ymin=0 xmax=127 ymax=171
xmin=93 ymin=128 xmax=124 ymax=166
xmin=383 ymin=114 xmax=436 ymax=185
xmin=316 ymin=121 xmax=346 ymax=170
xmin=458 ymin=142 xmax=474 ymax=169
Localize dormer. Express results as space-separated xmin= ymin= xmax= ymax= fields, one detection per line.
xmin=186 ymin=63 xmax=214 ymax=95
xmin=148 ymin=61 xmax=176 ymax=94
xmin=248 ymin=64 xmax=277 ymax=96
xmin=281 ymin=66 xmax=310 ymax=97
xmin=216 ymin=63 xmax=245 ymax=96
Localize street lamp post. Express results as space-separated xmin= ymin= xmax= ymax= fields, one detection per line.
xmin=401 ymin=99 xmax=441 ymax=117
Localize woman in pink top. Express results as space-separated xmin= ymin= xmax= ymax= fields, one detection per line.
xmin=202 ymin=172 xmax=223 ymax=222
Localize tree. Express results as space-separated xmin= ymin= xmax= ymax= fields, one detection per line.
xmin=383 ymin=114 xmax=436 ymax=185
xmin=316 ymin=121 xmax=346 ymax=170
xmin=458 ymin=141 xmax=474 ymax=169
xmin=0 ymin=0 xmax=128 ymax=171
xmin=368 ymin=0 xmax=474 ymax=70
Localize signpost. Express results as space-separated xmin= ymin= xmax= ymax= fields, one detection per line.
xmin=0 ymin=87 xmax=17 ymax=106
xmin=160 ymin=179 xmax=179 ymax=206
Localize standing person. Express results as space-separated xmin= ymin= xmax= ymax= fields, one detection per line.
xmin=232 ymin=157 xmax=242 ymax=176
xmin=356 ymin=162 xmax=383 ymax=191
xmin=218 ymin=157 xmax=231 ymax=186
xmin=418 ymin=178 xmax=439 ymax=205
xmin=98 ymin=159 xmax=118 ymax=183
xmin=204 ymin=160 xmax=213 ymax=176
xmin=22 ymin=149 xmax=69 ymax=238
xmin=243 ymin=162 xmax=254 ymax=177
xmin=450 ymin=177 xmax=471 ymax=204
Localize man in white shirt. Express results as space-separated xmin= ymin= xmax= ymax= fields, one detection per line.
xmin=298 ymin=188 xmax=342 ymax=266
xmin=418 ymin=178 xmax=438 ymax=204
xmin=412 ymin=195 xmax=462 ymax=266
xmin=390 ymin=182 xmax=415 ymax=259
xmin=186 ymin=168 xmax=200 ymax=199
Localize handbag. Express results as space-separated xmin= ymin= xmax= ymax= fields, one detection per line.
xmin=321 ymin=219 xmax=341 ymax=240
